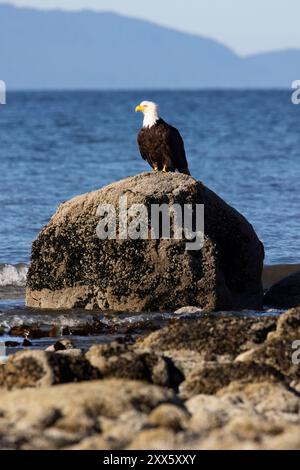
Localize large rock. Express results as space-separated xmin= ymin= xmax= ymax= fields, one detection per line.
xmin=179 ymin=362 xmax=285 ymax=399
xmin=262 ymin=264 xmax=300 ymax=290
xmin=0 ymin=350 xmax=100 ymax=390
xmin=138 ymin=316 xmax=277 ymax=358
xmin=26 ymin=172 xmax=264 ymax=312
xmin=85 ymin=340 xmax=184 ymax=388
xmin=264 ymin=271 xmax=300 ymax=308
xmin=0 ymin=379 xmax=179 ymax=449
xmin=240 ymin=308 xmax=300 ymax=384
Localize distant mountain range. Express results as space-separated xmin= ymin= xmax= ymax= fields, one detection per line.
xmin=0 ymin=3 xmax=299 ymax=89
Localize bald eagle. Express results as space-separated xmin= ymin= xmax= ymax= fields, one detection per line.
xmin=135 ymin=101 xmax=190 ymax=175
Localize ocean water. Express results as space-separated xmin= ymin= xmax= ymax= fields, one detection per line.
xmin=0 ymin=90 xmax=299 ymax=289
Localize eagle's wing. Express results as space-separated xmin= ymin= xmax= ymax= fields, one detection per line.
xmin=169 ymin=126 xmax=190 ymax=174
xmin=137 ymin=129 xmax=148 ymax=161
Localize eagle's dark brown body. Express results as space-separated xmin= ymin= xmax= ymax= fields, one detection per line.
xmin=137 ymin=118 xmax=190 ymax=174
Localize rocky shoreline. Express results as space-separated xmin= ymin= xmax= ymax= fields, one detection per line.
xmin=0 ymin=307 xmax=299 ymax=450
xmin=1 ymin=172 xmax=299 ymax=450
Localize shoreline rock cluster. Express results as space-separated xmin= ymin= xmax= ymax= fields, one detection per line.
xmin=7 ymin=173 xmax=298 ymax=450
xmin=0 ymin=307 xmax=300 ymax=450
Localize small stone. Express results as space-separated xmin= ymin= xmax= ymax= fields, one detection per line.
xmin=54 ymin=339 xmax=75 ymax=351
xmin=147 ymin=404 xmax=190 ymax=431
xmin=174 ymin=306 xmax=205 ymax=315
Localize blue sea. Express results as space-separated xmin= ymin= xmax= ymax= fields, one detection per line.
xmin=0 ymin=90 xmax=299 ymax=289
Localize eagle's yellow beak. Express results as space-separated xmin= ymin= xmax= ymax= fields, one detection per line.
xmin=135 ymin=105 xmax=144 ymax=113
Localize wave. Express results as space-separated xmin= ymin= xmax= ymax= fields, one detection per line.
xmin=0 ymin=263 xmax=28 ymax=287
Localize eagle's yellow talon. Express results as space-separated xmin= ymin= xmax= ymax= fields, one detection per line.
xmin=162 ymin=165 xmax=167 ymax=173
xmin=153 ymin=167 xmax=158 ymax=172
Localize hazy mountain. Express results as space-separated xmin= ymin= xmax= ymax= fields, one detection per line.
xmin=0 ymin=4 xmax=298 ymax=89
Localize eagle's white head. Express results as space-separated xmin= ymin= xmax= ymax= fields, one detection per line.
xmin=135 ymin=101 xmax=159 ymax=128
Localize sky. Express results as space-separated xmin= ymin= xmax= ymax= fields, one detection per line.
xmin=1 ymin=0 xmax=300 ymax=55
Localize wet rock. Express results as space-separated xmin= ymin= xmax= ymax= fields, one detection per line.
xmin=4 ymin=341 xmax=20 ymax=348
xmin=264 ymin=271 xmax=300 ymax=308
xmin=104 ymin=319 xmax=159 ymax=336
xmin=46 ymin=339 xmax=75 ymax=352
xmin=180 ymin=362 xmax=285 ymax=399
xmin=138 ymin=316 xmax=277 ymax=360
xmin=54 ymin=339 xmax=74 ymax=351
xmin=263 ymin=264 xmax=300 ymax=290
xmin=0 ymin=350 xmax=100 ymax=390
xmin=147 ymin=404 xmax=190 ymax=431
xmin=86 ymin=340 xmax=184 ymax=388
xmin=243 ymin=308 xmax=300 ymax=382
xmin=9 ymin=325 xmax=53 ymax=339
xmin=26 ymin=172 xmax=264 ymax=312
xmin=60 ymin=319 xmax=105 ymax=336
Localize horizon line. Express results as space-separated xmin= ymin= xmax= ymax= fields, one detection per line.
xmin=4 ymin=87 xmax=293 ymax=93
